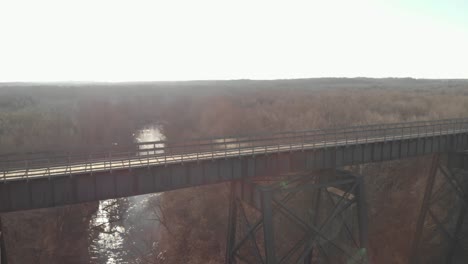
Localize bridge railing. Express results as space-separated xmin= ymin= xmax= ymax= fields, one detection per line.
xmin=2 ymin=118 xmax=468 ymax=180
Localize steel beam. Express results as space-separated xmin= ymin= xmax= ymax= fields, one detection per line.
xmin=410 ymin=155 xmax=440 ymax=263
xmin=0 ymin=216 xmax=6 ymax=264
xmin=225 ymin=170 xmax=369 ymax=264
xmin=226 ymin=181 xmax=239 ymax=264
xmin=262 ymin=189 xmax=276 ymax=264
xmin=410 ymin=153 xmax=468 ymax=263
xmin=356 ymin=175 xmax=369 ymax=256
xmin=446 ymin=205 xmax=466 ymax=264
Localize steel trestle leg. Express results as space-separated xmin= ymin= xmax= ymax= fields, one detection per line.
xmin=225 ymin=170 xmax=370 ymax=264
xmin=0 ymin=216 xmax=7 ymax=264
xmin=410 ymin=153 xmax=468 ymax=263
xmin=226 ymin=181 xmax=238 ymax=264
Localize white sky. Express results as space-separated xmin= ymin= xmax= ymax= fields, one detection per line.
xmin=1 ymin=0 xmax=467 ymax=82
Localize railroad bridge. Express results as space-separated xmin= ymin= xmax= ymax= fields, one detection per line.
xmin=1 ymin=118 xmax=468 ymax=263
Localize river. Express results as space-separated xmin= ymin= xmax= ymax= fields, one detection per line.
xmin=89 ymin=125 xmax=165 ymax=264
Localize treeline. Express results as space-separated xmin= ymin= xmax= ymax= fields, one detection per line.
xmin=0 ymin=86 xmax=163 ymax=154
xmin=2 ymin=78 xmax=468 ymax=154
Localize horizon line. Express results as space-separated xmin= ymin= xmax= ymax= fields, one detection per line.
xmin=2 ymin=76 xmax=468 ymax=85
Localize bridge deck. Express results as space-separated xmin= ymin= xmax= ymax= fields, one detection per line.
xmin=2 ymin=118 xmax=468 ymax=181
xmin=1 ymin=118 xmax=468 ymax=212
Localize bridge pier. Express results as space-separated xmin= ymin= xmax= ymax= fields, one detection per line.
xmin=0 ymin=216 xmax=7 ymax=264
xmin=410 ymin=153 xmax=468 ymax=263
xmin=225 ymin=170 xmax=369 ymax=264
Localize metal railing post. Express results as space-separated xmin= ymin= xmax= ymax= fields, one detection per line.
xmin=384 ymin=125 xmax=388 ymax=140
xmin=324 ymin=131 xmax=327 ymax=148
xmin=335 ymin=129 xmax=338 ymax=146
xmin=289 ymin=133 xmax=292 ymax=152
xmin=302 ymin=131 xmax=305 ymax=150
xmin=313 ymin=132 xmax=316 ymax=149
xmin=127 ymin=152 xmax=131 ymax=169
xmin=345 ymin=129 xmax=348 ymax=145
xmin=2 ymin=163 xmax=6 ymax=182
xmin=24 ymin=160 xmax=28 ymax=179
xmin=197 ymin=141 xmax=200 ymax=161
xmin=47 ymin=158 xmax=51 ymax=179
xmin=110 ymin=151 xmax=113 ymax=173
xmin=365 ymin=128 xmax=368 ymax=144
xmin=212 ymin=140 xmax=215 ymax=160
xmin=277 ymin=135 xmax=280 ymax=152
xmin=355 ymin=128 xmax=358 ymax=145
xmin=88 ymin=153 xmax=93 ymax=175
xmin=252 ymin=136 xmax=255 ymax=156
xmin=225 ymin=138 xmax=228 ymax=158
xmin=181 ymin=142 xmax=184 ymax=163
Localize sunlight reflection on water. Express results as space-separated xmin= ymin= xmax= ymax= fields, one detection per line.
xmin=136 ymin=125 xmax=165 ymax=156
xmin=90 ymin=125 xmax=164 ymax=264
xmin=89 ymin=200 xmax=126 ymax=263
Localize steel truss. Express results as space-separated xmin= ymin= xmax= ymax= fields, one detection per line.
xmin=411 ymin=153 xmax=468 ymax=263
xmin=0 ymin=217 xmax=6 ymax=264
xmin=225 ymin=170 xmax=369 ymax=264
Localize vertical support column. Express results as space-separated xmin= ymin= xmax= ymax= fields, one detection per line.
xmin=410 ymin=154 xmax=439 ymax=263
xmin=305 ymin=178 xmax=323 ymax=264
xmin=303 ymin=247 xmax=312 ymax=264
xmin=446 ymin=151 xmax=468 ymax=264
xmin=262 ymin=189 xmax=276 ymax=264
xmin=0 ymin=216 xmax=7 ymax=264
xmin=446 ymin=206 xmax=466 ymax=264
xmin=225 ymin=181 xmax=238 ymax=264
xmin=356 ymin=175 xmax=369 ymax=262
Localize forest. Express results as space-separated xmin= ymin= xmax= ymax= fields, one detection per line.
xmin=1 ymin=78 xmax=468 ymax=263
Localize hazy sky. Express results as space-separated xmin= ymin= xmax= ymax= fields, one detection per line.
xmin=1 ymin=0 xmax=467 ymax=81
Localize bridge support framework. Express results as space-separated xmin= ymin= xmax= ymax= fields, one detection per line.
xmin=411 ymin=153 xmax=468 ymax=263
xmin=225 ymin=170 xmax=369 ymax=264
xmin=0 ymin=216 xmax=6 ymax=264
